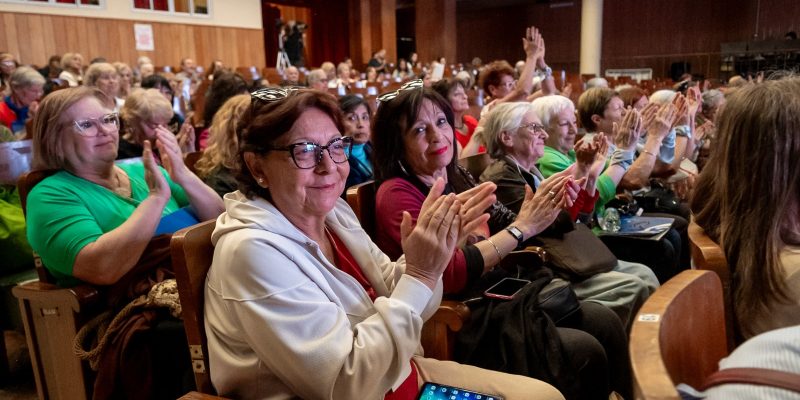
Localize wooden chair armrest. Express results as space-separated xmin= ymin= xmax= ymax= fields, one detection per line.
xmin=430 ymin=300 xmax=471 ymax=332
xmin=12 ymin=282 xmax=102 ymax=312
xmin=178 ymin=391 xmax=231 ymax=400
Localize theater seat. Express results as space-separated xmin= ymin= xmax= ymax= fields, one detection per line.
xmin=630 ymin=269 xmax=728 ymax=400
xmin=13 ymin=170 xmax=102 ymax=400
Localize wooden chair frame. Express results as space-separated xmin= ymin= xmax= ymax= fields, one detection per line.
xmin=171 ymin=220 xmax=217 ymax=395
xmin=630 ymin=269 xmax=729 ymax=400
xmin=13 ymin=170 xmax=102 ymax=400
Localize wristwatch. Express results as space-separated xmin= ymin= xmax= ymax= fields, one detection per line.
xmin=505 ymin=226 xmax=525 ymax=250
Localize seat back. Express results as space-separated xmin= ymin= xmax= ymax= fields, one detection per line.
xmin=171 ymin=220 xmax=217 ymax=395
xmin=184 ymin=151 xmax=204 ymax=175
xmin=345 ymin=180 xmax=377 ymax=238
xmin=457 ymin=153 xmax=492 ymax=181
xmin=630 ymin=269 xmax=728 ymax=400
xmin=17 ymin=170 xmax=59 ymax=283
xmin=688 ymin=219 xmax=735 ymax=348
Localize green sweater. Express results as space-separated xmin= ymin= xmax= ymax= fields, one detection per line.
xmin=537 ymin=145 xmax=617 ymax=214
xmin=26 ymin=162 xmax=188 ymax=286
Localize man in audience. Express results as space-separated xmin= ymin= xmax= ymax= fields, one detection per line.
xmin=367 ymin=49 xmax=387 ymax=73
xmin=306 ymin=68 xmax=328 ymax=91
xmin=281 ymin=66 xmax=300 ymax=87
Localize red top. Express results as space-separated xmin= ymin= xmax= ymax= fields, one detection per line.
xmin=375 ymin=178 xmax=470 ymax=293
xmin=326 ymin=228 xmax=419 ymax=400
xmin=568 ymin=189 xmax=601 ymax=221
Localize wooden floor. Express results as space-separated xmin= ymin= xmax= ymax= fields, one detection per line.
xmin=0 ymin=330 xmax=38 ymax=400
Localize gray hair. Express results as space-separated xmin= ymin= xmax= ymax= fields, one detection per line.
xmin=531 ymin=94 xmax=575 ymax=129
xmin=10 ymin=66 xmax=45 ymax=89
xmin=307 ymin=69 xmax=327 ymax=86
xmin=702 ymin=89 xmax=725 ymax=111
xmin=480 ymin=102 xmax=533 ymax=159
xmin=649 ymin=89 xmax=676 ymax=105
xmin=586 ymin=77 xmax=609 ymax=89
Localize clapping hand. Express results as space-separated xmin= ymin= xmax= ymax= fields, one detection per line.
xmin=176 ymin=121 xmax=196 ymax=154
xmin=455 ymin=182 xmax=496 ymax=247
xmin=155 ymin=127 xmax=191 ymax=185
xmin=613 ymin=107 xmax=643 ymax=151
xmin=514 ymin=170 xmax=579 ymax=239
xmin=523 ymin=26 xmax=545 ymax=63
xmin=643 ymin=101 xmax=676 ymax=142
xmin=142 ymin=140 xmax=170 ymax=202
xmin=401 ymin=178 xmax=462 ymax=290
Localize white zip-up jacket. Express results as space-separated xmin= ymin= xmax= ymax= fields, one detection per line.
xmin=205 ymin=191 xmax=443 ymax=399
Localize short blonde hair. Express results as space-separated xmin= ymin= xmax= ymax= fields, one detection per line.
xmin=60 ymin=52 xmax=82 ymax=70
xmin=195 ymin=94 xmax=250 ymax=178
xmin=120 ymin=88 xmax=174 ymax=140
xmin=83 ymin=62 xmax=117 ymax=87
xmin=32 ymin=87 xmax=108 ymax=170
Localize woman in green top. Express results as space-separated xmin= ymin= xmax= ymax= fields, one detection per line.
xmin=26 ymin=87 xmax=223 ymax=286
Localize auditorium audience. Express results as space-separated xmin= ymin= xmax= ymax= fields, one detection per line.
xmin=691 ymin=76 xmax=800 ymax=340
xmin=83 ymin=62 xmax=121 ymax=110
xmin=306 ymin=68 xmax=329 ymax=90
xmin=478 ymin=26 xmax=544 ymax=119
xmin=194 ymin=94 xmax=249 ymax=197
xmin=112 ymin=62 xmax=133 ymax=100
xmin=280 ymin=66 xmax=301 ymax=86
xmin=338 ymin=94 xmax=373 ymax=190
xmin=392 ymin=58 xmax=414 ymax=80
xmin=0 ymin=66 xmax=45 ymax=135
xmin=58 ymin=52 xmax=84 ymax=87
xmin=198 ymin=72 xmax=249 ymax=149
xmin=1 ymin=52 xmax=19 ymax=95
xmin=432 ymin=78 xmax=480 ymax=157
xmin=118 ymin=88 xmax=195 ymax=159
xmin=204 ymin=86 xmax=562 ymax=400
xmin=371 ymin=81 xmax=634 ymax=399
xmin=533 ymin=93 xmax=686 ymax=283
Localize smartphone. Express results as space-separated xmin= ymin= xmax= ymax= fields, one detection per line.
xmin=483 ymin=277 xmax=531 ymax=300
xmin=418 ymin=382 xmax=504 ymax=400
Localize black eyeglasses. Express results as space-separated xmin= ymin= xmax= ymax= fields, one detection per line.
xmin=271 ymin=136 xmax=353 ymax=169
xmin=376 ymin=79 xmax=424 ymax=103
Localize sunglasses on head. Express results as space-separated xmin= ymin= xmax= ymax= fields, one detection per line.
xmin=376 ymin=79 xmax=424 ymax=103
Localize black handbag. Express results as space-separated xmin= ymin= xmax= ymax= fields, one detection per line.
xmin=634 ymin=180 xmax=681 ymax=214
xmin=530 ymin=214 xmax=618 ymax=281
xmin=537 ymin=278 xmax=581 ymax=324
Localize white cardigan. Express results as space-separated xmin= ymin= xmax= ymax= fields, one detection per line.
xmin=205 ymin=191 xmax=443 ymax=400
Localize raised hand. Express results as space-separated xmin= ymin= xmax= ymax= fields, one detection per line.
xmin=142 ymin=140 xmax=171 ymax=202
xmin=523 ymin=26 xmax=544 ymax=62
xmin=613 ymin=107 xmax=642 ymax=151
xmin=176 ymin=121 xmax=196 ymax=154
xmin=574 ymin=136 xmax=601 ymax=171
xmin=401 ymin=178 xmax=462 ymax=289
xmin=514 ymin=171 xmax=574 ymax=238
xmin=672 ymin=93 xmax=689 ymax=126
xmin=588 ymin=133 xmax=609 ymax=180
xmin=154 ymin=126 xmax=191 ymax=184
xmin=645 ymin=102 xmax=676 ymax=142
xmin=685 ymin=86 xmax=702 ymax=120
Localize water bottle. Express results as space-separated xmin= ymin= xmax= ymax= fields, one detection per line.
xmin=601 ymin=207 xmax=621 ymax=232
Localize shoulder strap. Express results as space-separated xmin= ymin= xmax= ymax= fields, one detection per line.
xmin=700 ymin=368 xmax=800 ymax=393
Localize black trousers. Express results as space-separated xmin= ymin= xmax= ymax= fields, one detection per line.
xmin=556 ymin=301 xmax=632 ymax=400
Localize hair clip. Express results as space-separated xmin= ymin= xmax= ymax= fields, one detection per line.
xmin=376 ymin=79 xmax=424 ymax=103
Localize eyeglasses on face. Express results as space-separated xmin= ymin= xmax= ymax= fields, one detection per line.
xmin=72 ymin=113 xmax=119 ymax=136
xmin=376 ymin=79 xmax=424 ymax=103
xmin=517 ymin=121 xmax=546 ymax=134
xmin=271 ymin=136 xmax=353 ymax=169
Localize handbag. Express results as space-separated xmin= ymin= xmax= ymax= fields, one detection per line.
xmin=537 ymin=278 xmax=581 ymax=324
xmin=530 ymin=214 xmax=618 ymax=281
xmin=633 ymin=180 xmax=681 ymax=214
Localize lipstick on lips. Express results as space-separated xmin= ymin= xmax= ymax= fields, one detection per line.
xmin=431 ymin=146 xmax=448 ymax=156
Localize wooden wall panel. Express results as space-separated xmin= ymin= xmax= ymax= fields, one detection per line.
xmin=455 ymin=0 xmax=800 ymax=80
xmin=0 ymin=12 xmax=265 ymax=69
